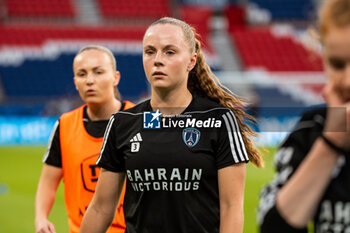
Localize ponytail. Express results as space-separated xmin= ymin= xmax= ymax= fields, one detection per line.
xmin=189 ymin=39 xmax=263 ymax=167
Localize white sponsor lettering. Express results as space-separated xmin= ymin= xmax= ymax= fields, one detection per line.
xmin=157 ymin=168 xmax=167 ymax=180
xmin=126 ymin=168 xmax=202 ymax=192
xmin=320 ymin=200 xmax=333 ymax=222
xmin=170 ymin=168 xmax=181 ymax=181
xmin=335 ymin=202 xmax=350 ymax=224
xmin=317 ymin=200 xmax=350 ymax=232
xmin=144 ymin=169 xmax=155 ymax=181
xmin=162 ymin=118 xmax=221 ymax=128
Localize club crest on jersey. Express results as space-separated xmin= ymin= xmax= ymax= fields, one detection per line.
xmin=182 ymin=128 xmax=200 ymax=148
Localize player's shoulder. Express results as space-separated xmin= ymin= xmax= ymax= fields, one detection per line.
xmin=278 ymin=105 xmax=326 ymax=161
xmin=122 ymin=100 xmax=136 ymax=110
xmin=184 ymin=95 xmax=229 ymax=115
xmin=114 ymin=99 xmax=150 ymax=117
xmin=60 ymin=105 xmax=85 ymax=120
xmin=300 ymin=105 xmax=326 ymax=121
xmin=293 ymin=105 xmax=327 ymax=132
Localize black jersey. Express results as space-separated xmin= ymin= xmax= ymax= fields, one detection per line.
xmin=258 ymin=108 xmax=350 ymax=233
xmin=97 ymin=96 xmax=249 ymax=233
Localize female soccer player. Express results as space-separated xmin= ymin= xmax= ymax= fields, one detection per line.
xmin=259 ymin=0 xmax=350 ymax=232
xmin=80 ymin=17 xmax=263 ymax=233
xmin=35 ymin=45 xmax=134 ymax=233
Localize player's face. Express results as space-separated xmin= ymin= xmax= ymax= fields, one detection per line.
xmin=323 ymin=24 xmax=350 ymax=102
xmin=73 ymin=49 xmax=119 ymax=104
xmin=142 ymin=24 xmax=197 ymax=92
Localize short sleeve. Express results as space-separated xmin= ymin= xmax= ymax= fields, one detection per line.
xmin=216 ymin=110 xmax=249 ymax=169
xmin=96 ymin=114 xmax=125 ymax=172
xmin=42 ymin=120 xmax=62 ymax=167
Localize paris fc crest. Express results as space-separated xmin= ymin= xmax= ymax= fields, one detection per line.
xmin=182 ymin=128 xmax=200 ymax=148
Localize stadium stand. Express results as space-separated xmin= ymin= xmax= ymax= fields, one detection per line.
xmin=0 ymin=25 xmax=146 ymax=46
xmin=255 ymin=86 xmax=305 ymax=107
xmin=179 ymin=5 xmax=214 ymax=54
xmin=0 ymin=23 xmax=150 ymax=115
xmin=0 ymin=52 xmax=147 ymax=98
xmin=224 ymin=0 xmax=324 ymax=107
xmin=0 ymin=50 xmax=148 ymax=114
xmin=230 ymin=27 xmax=323 ymax=72
xmin=249 ymin=0 xmax=315 ymax=20
xmin=4 ymin=0 xmax=75 ymax=18
xmin=98 ymin=0 xmax=171 ymax=19
xmin=224 ymin=4 xmax=246 ymax=31
xmin=0 ymin=0 xmax=325 ymax=117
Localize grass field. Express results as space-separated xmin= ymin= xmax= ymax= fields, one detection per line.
xmin=0 ymin=146 xmax=276 ymax=233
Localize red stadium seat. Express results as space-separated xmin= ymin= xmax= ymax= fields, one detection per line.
xmin=5 ymin=0 xmax=75 ymax=18
xmin=231 ymin=27 xmax=323 ymax=72
xmin=225 ymin=4 xmax=246 ymax=31
xmin=98 ymin=0 xmax=170 ymax=19
xmin=0 ymin=25 xmax=147 ymax=46
xmin=179 ymin=5 xmax=214 ymax=54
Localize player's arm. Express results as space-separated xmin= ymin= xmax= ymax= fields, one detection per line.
xmin=218 ymin=163 xmax=246 ymax=233
xmin=275 ymin=80 xmax=350 ymax=228
xmin=259 ymin=87 xmax=349 ymax=232
xmin=80 ymin=168 xmax=125 ymax=233
xmin=215 ymin=110 xmax=249 ymax=233
xmin=258 ymin=143 xmax=309 ymax=233
xmin=275 ymin=138 xmax=339 ymax=227
xmin=35 ymin=164 xmax=63 ymax=233
xmin=258 ymin=115 xmax=329 ymax=232
xmin=35 ymin=121 xmax=63 ymax=233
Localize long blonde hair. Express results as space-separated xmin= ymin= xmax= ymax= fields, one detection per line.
xmin=148 ymin=17 xmax=263 ymax=167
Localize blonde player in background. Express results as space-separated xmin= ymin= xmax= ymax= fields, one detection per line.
xmin=35 ymin=45 xmax=134 ymax=233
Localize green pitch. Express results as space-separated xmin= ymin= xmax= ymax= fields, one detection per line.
xmin=0 ymin=146 xmax=276 ymax=233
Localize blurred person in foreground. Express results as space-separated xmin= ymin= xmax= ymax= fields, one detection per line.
xmin=79 ymin=17 xmax=263 ymax=233
xmin=258 ymin=0 xmax=350 ymax=232
xmin=35 ymin=45 xmax=134 ymax=233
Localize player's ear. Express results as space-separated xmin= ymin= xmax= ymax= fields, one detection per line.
xmin=187 ymin=53 xmax=197 ymax=72
xmin=113 ymin=71 xmax=121 ymax=87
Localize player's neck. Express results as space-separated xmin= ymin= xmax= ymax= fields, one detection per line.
xmin=86 ymin=99 xmax=121 ymax=121
xmin=150 ymin=88 xmax=192 ymax=116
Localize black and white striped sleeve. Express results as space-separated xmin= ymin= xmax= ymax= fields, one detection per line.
xmin=42 ymin=120 xmax=62 ymax=167
xmin=215 ymin=110 xmax=249 ymax=169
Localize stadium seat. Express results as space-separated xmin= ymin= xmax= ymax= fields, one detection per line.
xmin=4 ymin=0 xmax=75 ymax=18
xmin=231 ymin=27 xmax=323 ymax=72
xmin=224 ymin=4 xmax=246 ymax=31
xmin=0 ymin=25 xmax=147 ymax=46
xmin=98 ymin=0 xmax=171 ymax=19
xmin=249 ymin=0 xmax=315 ymax=20
xmin=0 ymin=53 xmax=148 ymax=102
xmin=0 ymin=25 xmax=150 ymax=104
xmin=179 ymin=5 xmax=214 ymax=54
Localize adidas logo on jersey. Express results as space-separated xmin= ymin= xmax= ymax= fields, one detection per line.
xmin=130 ymin=133 xmax=142 ymax=152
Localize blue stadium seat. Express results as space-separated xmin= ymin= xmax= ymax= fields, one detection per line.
xmin=250 ymin=0 xmax=315 ymax=20
xmin=0 ymin=53 xmax=148 ymax=108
